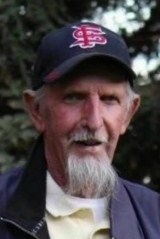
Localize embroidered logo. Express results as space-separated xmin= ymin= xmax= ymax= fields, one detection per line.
xmin=70 ymin=24 xmax=107 ymax=49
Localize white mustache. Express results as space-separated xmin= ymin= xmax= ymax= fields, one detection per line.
xmin=68 ymin=130 xmax=108 ymax=144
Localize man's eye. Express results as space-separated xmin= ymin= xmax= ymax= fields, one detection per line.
xmin=100 ymin=95 xmax=119 ymax=104
xmin=63 ymin=93 xmax=84 ymax=103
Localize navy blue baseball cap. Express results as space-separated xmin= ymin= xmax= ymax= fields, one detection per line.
xmin=32 ymin=21 xmax=136 ymax=89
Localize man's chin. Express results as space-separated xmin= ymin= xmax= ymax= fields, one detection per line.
xmin=65 ymin=153 xmax=117 ymax=198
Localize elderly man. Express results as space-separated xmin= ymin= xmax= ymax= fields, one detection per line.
xmin=0 ymin=22 xmax=159 ymax=239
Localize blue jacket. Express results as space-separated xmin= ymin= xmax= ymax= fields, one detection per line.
xmin=0 ymin=136 xmax=160 ymax=239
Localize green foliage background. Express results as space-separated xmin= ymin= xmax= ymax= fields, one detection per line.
xmin=0 ymin=0 xmax=160 ymax=191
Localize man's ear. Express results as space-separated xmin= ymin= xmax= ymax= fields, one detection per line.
xmin=121 ymin=93 xmax=140 ymax=135
xmin=23 ymin=89 xmax=45 ymax=132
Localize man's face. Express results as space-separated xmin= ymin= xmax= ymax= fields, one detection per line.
xmin=31 ymin=73 xmax=139 ymax=189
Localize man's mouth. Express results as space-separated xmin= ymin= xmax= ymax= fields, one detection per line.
xmin=68 ymin=130 xmax=108 ymax=148
xmin=74 ymin=139 xmax=103 ymax=146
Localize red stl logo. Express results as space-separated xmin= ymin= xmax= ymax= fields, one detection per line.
xmin=70 ymin=24 xmax=107 ymax=49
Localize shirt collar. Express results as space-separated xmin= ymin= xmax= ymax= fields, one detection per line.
xmin=46 ymin=172 xmax=109 ymax=218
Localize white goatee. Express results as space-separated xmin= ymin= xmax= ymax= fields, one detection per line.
xmin=65 ymin=152 xmax=117 ymax=198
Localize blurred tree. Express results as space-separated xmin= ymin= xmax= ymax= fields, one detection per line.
xmin=115 ymin=81 xmax=160 ymax=192
xmin=0 ymin=0 xmax=160 ymax=191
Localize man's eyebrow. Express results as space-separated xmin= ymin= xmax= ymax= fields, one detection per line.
xmin=63 ymin=89 xmax=89 ymax=97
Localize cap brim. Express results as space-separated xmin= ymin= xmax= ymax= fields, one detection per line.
xmin=45 ymin=53 xmax=136 ymax=86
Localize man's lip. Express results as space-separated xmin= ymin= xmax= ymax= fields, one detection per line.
xmin=70 ymin=141 xmax=107 ymax=155
xmin=73 ymin=141 xmax=104 ymax=146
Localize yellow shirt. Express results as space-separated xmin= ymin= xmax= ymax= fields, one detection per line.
xmin=45 ymin=172 xmax=110 ymax=239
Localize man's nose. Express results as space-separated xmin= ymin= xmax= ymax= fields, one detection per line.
xmin=83 ymin=96 xmax=103 ymax=130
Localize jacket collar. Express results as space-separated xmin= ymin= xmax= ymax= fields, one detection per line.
xmin=111 ymin=179 xmax=143 ymax=239
xmin=3 ymin=135 xmax=50 ymax=239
